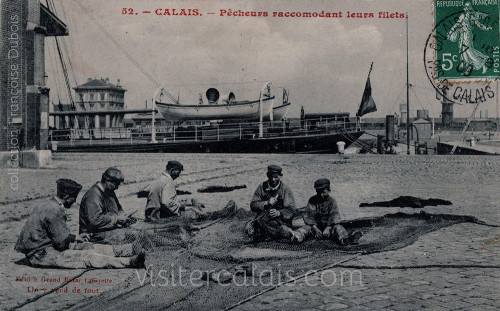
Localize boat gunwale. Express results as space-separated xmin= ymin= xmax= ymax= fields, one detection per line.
xmin=155 ymin=96 xmax=275 ymax=109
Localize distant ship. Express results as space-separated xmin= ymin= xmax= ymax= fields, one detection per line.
xmin=54 ymin=83 xmax=364 ymax=154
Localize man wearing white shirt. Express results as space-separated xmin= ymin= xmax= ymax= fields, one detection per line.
xmin=145 ymin=161 xmax=236 ymax=220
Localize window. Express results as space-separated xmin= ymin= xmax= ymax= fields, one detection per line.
xmin=90 ymin=93 xmax=94 ymax=101
xmin=101 ymin=93 xmax=105 ymax=100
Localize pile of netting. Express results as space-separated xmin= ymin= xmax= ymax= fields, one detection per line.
xmin=71 ymin=210 xmax=482 ymax=311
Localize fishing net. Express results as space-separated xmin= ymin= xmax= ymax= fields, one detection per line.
xmin=71 ymin=210 xmax=481 ymax=311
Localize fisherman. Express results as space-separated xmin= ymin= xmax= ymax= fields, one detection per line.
xmin=145 ymin=160 xmax=236 ymax=221
xmin=79 ymin=167 xmax=132 ymax=237
xmin=248 ymin=165 xmax=301 ymax=242
xmin=15 ymin=179 xmax=145 ymax=269
xmin=294 ymin=178 xmax=362 ymax=245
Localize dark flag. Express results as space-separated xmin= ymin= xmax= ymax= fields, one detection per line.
xmin=356 ymin=63 xmax=377 ymax=117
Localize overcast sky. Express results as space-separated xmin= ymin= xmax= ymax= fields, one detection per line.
xmin=44 ymin=0 xmax=499 ymax=119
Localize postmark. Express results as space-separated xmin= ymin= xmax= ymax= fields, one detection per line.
xmin=424 ymin=0 xmax=500 ymax=104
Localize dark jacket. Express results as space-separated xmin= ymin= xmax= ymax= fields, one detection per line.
xmin=15 ymin=197 xmax=75 ymax=255
xmin=79 ymin=183 xmax=123 ymax=234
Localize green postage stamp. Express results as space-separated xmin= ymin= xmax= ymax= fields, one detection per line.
xmin=433 ymin=0 xmax=499 ymax=80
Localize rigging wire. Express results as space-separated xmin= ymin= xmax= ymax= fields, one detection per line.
xmin=53 ymin=0 xmax=79 ymax=88
xmin=72 ymin=0 xmax=179 ymax=104
xmin=389 ymin=84 xmax=406 ymax=114
xmin=46 ymin=39 xmax=62 ymax=105
xmin=47 ymin=1 xmax=75 ymax=111
xmin=66 ymin=0 xmax=88 ymax=78
xmin=410 ymin=85 xmax=427 ymax=112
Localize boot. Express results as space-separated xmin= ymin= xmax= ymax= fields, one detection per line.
xmin=280 ymin=226 xmax=305 ymax=243
xmin=340 ymin=231 xmax=362 ymax=246
xmin=220 ymin=200 xmax=237 ymax=217
xmin=348 ymin=231 xmax=362 ymax=245
xmin=129 ymin=250 xmax=146 ymax=268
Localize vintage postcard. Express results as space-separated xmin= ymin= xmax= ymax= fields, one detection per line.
xmin=1 ymin=0 xmax=499 ymax=310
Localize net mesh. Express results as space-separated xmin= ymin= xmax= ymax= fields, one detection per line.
xmin=72 ymin=210 xmax=478 ymax=311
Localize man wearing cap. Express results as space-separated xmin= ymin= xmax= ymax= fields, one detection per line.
xmin=79 ymin=167 xmax=131 ymax=236
xmin=145 ymin=161 xmax=186 ymax=219
xmin=145 ymin=161 xmax=236 ymax=220
xmin=295 ymin=178 xmax=362 ymax=245
xmin=249 ymin=165 xmax=300 ymax=241
xmin=15 ymin=179 xmax=145 ymax=269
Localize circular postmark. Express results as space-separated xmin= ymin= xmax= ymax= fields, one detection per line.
xmin=424 ymin=3 xmax=499 ymax=105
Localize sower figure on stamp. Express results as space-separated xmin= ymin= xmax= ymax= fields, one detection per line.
xmin=145 ymin=161 xmax=236 ymax=221
xmin=79 ymin=167 xmax=134 ymax=242
xmin=446 ymin=2 xmax=493 ymax=75
xmin=294 ymin=178 xmax=362 ymax=245
xmin=247 ymin=165 xmax=302 ymax=242
xmin=15 ymin=179 xmax=145 ymax=269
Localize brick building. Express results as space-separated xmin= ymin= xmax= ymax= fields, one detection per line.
xmin=0 ymin=0 xmax=67 ymax=166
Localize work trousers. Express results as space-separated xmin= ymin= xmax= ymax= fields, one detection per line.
xmin=27 ymin=242 xmax=135 ymax=269
xmin=299 ymin=224 xmax=349 ymax=242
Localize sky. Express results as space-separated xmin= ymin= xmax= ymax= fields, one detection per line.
xmin=44 ymin=0 xmax=499 ymax=119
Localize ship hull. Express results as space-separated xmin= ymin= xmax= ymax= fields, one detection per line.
xmin=55 ymin=130 xmax=364 ymax=154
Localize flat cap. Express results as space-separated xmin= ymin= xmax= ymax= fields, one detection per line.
xmin=314 ymin=178 xmax=330 ymax=190
xmin=166 ymin=160 xmax=184 ymax=171
xmin=267 ymin=165 xmax=282 ymax=174
xmin=103 ymin=167 xmax=124 ymax=183
xmin=56 ymin=179 xmax=82 ymax=197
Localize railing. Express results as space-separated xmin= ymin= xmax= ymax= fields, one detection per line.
xmin=49 ymin=117 xmax=358 ymax=148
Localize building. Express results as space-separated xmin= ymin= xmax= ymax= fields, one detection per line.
xmin=1 ymin=0 xmax=68 ymax=167
xmin=70 ymin=77 xmax=126 ymax=128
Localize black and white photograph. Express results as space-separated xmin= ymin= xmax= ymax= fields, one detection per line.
xmin=1 ymin=0 xmax=499 ymax=310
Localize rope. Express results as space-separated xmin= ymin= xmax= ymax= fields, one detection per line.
xmin=332 ymin=264 xmax=500 ymax=269
xmin=72 ymin=0 xmax=179 ymax=104
xmin=335 ymin=127 xmax=377 ymax=154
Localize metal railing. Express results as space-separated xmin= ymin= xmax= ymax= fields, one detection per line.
xmin=49 ymin=117 xmax=358 ymax=148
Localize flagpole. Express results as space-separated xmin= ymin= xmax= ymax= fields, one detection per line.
xmin=406 ymin=12 xmax=410 ymax=155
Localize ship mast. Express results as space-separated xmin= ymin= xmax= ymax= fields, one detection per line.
xmin=406 ymin=12 xmax=410 ymax=155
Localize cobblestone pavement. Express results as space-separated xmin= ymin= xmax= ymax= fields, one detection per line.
xmin=1 ymin=153 xmax=499 ymax=310
xmin=233 ymin=223 xmax=500 ymax=310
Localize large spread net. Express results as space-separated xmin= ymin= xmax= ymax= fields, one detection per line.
xmin=71 ymin=210 xmax=480 ymax=311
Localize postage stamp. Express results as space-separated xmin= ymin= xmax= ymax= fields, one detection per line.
xmin=433 ymin=0 xmax=499 ymax=80
xmin=424 ymin=0 xmax=500 ymax=104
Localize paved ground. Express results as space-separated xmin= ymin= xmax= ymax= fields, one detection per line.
xmin=1 ymin=152 xmax=499 ymax=310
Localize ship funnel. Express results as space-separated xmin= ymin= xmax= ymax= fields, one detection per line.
xmin=219 ymin=92 xmax=235 ymax=104
xmin=206 ymin=88 xmax=220 ymax=103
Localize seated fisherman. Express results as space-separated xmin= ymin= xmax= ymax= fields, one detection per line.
xmin=15 ymin=179 xmax=145 ymax=269
xmin=248 ymin=165 xmax=301 ymax=241
xmin=79 ymin=167 xmax=132 ymax=235
xmin=145 ymin=160 xmax=236 ymax=221
xmin=295 ymin=178 xmax=362 ymax=245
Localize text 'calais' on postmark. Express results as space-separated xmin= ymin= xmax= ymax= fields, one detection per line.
xmin=424 ymin=0 xmax=499 ymax=105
